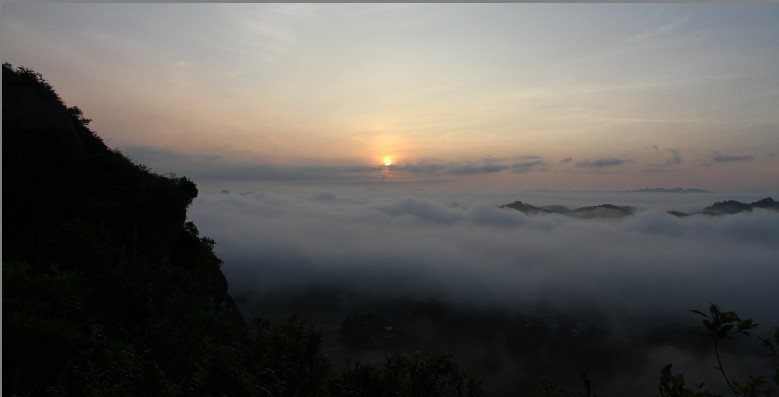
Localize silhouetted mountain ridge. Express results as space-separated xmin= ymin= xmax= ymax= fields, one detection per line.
xmin=623 ymin=187 xmax=712 ymax=193
xmin=499 ymin=201 xmax=637 ymax=219
xmin=690 ymin=197 xmax=779 ymax=216
xmin=500 ymin=198 xmax=778 ymax=218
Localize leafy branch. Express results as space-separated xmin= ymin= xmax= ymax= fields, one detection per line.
xmin=689 ymin=304 xmax=770 ymax=397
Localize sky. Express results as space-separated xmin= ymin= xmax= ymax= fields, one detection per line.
xmin=4 ymin=5 xmax=779 ymax=391
xmin=3 ymin=3 xmax=779 ymax=191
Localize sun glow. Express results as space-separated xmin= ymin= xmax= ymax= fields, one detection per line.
xmin=382 ymin=156 xmax=393 ymax=167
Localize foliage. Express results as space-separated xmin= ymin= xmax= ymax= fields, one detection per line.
xmin=689 ymin=304 xmax=763 ymax=396
xmin=535 ymin=377 xmax=565 ymax=397
xmin=246 ymin=316 xmax=332 ymax=397
xmin=761 ymin=328 xmax=779 ymax=391
xmin=659 ymin=364 xmax=718 ymax=397
xmin=532 ymin=304 xmax=777 ymax=397
xmin=4 ymin=62 xmax=63 ymax=105
xmin=657 ymin=305 xmax=777 ymax=397
xmin=330 ymin=353 xmax=484 ymax=397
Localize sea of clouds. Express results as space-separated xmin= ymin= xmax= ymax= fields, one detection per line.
xmin=188 ymin=185 xmax=779 ymax=326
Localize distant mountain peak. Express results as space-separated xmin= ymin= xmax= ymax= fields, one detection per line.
xmin=500 ymin=197 xmax=778 ymax=219
xmin=624 ymin=188 xmax=712 ymax=193
xmin=499 ymin=201 xmax=635 ymax=219
xmin=693 ymin=197 xmax=778 ymax=216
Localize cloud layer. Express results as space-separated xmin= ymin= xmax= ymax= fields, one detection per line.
xmin=121 ymin=144 xmax=779 ymax=191
xmin=576 ymin=158 xmax=632 ymax=168
xmin=712 ymin=151 xmax=754 ymax=163
xmin=188 ymin=189 xmax=779 ymax=325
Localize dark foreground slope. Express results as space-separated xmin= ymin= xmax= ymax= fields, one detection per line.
xmin=3 ymin=63 xmax=245 ymax=395
xmin=2 ymin=63 xmax=483 ymax=396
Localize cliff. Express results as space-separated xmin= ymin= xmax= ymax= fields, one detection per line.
xmin=2 ymin=63 xmax=245 ymax=395
xmin=2 ymin=65 xmax=203 ymax=268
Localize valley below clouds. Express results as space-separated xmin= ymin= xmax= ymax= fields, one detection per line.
xmin=190 ymin=188 xmax=779 ymax=324
xmin=188 ymin=187 xmax=779 ymax=395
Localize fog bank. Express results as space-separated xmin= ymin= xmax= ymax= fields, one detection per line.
xmin=188 ymin=188 xmax=779 ymax=325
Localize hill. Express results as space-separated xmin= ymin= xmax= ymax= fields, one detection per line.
xmin=668 ymin=197 xmax=779 ymax=217
xmin=623 ymin=187 xmax=712 ymax=193
xmin=499 ymin=201 xmax=636 ymax=219
xmin=500 ymin=198 xmax=778 ymax=219
xmin=3 ymin=62 xmax=248 ymax=395
xmin=2 ymin=63 xmax=483 ymax=396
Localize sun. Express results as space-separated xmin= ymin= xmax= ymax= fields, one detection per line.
xmin=382 ymin=156 xmax=393 ymax=167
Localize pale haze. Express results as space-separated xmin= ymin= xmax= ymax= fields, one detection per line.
xmin=3 ymin=3 xmax=779 ymax=191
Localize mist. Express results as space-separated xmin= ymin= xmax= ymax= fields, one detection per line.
xmin=190 ymin=187 xmax=778 ymax=321
xmin=187 ymin=185 xmax=779 ymax=395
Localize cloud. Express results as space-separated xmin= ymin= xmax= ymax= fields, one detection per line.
xmin=576 ymin=158 xmax=632 ymax=168
xmin=205 ymin=164 xmax=387 ymax=181
xmin=514 ymin=155 xmax=543 ymax=161
xmin=377 ymin=197 xmax=463 ymax=224
xmin=463 ymin=204 xmax=527 ymax=228
xmin=122 ymin=145 xmax=400 ymax=182
xmin=641 ymin=148 xmax=683 ymax=172
xmin=401 ymin=156 xmax=548 ymax=176
xmin=189 ymin=189 xmax=779 ymax=328
xmin=310 ymin=191 xmax=369 ymax=205
xmin=121 ymin=145 xmax=222 ymax=169
xmin=397 ymin=160 xmax=510 ymax=176
xmin=447 ymin=163 xmax=508 ymax=175
xmin=510 ymin=160 xmax=547 ymax=173
xmin=712 ymin=152 xmax=754 ymax=163
xmin=396 ymin=162 xmax=446 ymax=174
xmin=394 ymin=160 xmax=515 ymax=176
xmin=122 ymin=146 xmax=556 ymax=182
xmin=560 ymin=157 xmax=573 ymax=163
xmin=666 ymin=148 xmax=683 ymax=164
xmin=313 ymin=192 xmax=337 ymax=201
